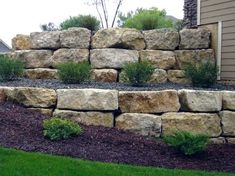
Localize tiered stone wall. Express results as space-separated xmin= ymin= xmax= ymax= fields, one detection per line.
xmin=1 ymin=86 xmax=235 ymax=144
xmin=10 ymin=27 xmax=214 ymax=84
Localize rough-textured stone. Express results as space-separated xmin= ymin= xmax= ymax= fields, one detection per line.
xmin=167 ymin=70 xmax=190 ymax=84
xmin=179 ymin=29 xmax=211 ymax=49
xmin=24 ymin=69 xmax=58 ymax=79
xmin=30 ymin=31 xmax=61 ymax=49
xmin=91 ymin=69 xmax=118 ymax=82
xmin=139 ymin=50 xmax=176 ymax=70
xmin=116 ymin=113 xmax=161 ymax=137
xmin=0 ymin=88 xmax=6 ymax=103
xmin=175 ymin=49 xmax=215 ymax=69
xmin=60 ymin=28 xmax=91 ymax=49
xmin=90 ymin=49 xmax=139 ymax=69
xmin=57 ymin=89 xmax=118 ymax=111
xmin=53 ymin=109 xmax=114 ymax=127
xmin=162 ymin=112 xmax=222 ymax=137
xmin=149 ymin=69 xmax=167 ymax=84
xmin=119 ymin=90 xmax=180 ymax=113
xmin=92 ymin=28 xmax=145 ymax=50
xmin=179 ymin=90 xmax=222 ymax=112
xmin=209 ymin=138 xmax=226 ymax=144
xmin=223 ymin=91 xmax=235 ymax=110
xmin=143 ymin=29 xmax=179 ymax=50
xmin=220 ymin=111 xmax=235 ymax=136
xmin=7 ymin=87 xmax=56 ymax=108
xmin=11 ymin=50 xmax=53 ymax=69
xmin=51 ymin=49 xmax=89 ymax=67
xmin=12 ymin=34 xmax=31 ymax=50
xmin=29 ymin=108 xmax=53 ymax=118
xmin=227 ymin=138 xmax=235 ymax=144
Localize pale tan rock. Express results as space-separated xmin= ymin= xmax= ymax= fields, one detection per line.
xmin=167 ymin=70 xmax=190 ymax=84
xmin=162 ymin=112 xmax=222 ymax=137
xmin=12 ymin=34 xmax=31 ymax=50
xmin=24 ymin=69 xmax=58 ymax=79
xmin=227 ymin=138 xmax=235 ymax=144
xmin=209 ymin=138 xmax=226 ymax=144
xmin=178 ymin=90 xmax=222 ymax=112
xmin=29 ymin=108 xmax=53 ymax=118
xmin=116 ymin=113 xmax=161 ymax=137
xmin=0 ymin=89 xmax=6 ymax=103
xmin=57 ymin=89 xmax=118 ymax=111
xmin=222 ymin=91 xmax=235 ymax=110
xmin=139 ymin=50 xmax=176 ymax=70
xmin=119 ymin=90 xmax=180 ymax=113
xmin=53 ymin=109 xmax=114 ymax=127
xmin=91 ymin=69 xmax=118 ymax=82
xmin=149 ymin=69 xmax=167 ymax=84
xmin=220 ymin=111 xmax=235 ymax=136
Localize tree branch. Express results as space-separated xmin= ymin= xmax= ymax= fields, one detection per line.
xmin=111 ymin=0 xmax=123 ymax=27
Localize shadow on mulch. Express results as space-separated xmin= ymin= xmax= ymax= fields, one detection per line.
xmin=0 ymin=102 xmax=234 ymax=173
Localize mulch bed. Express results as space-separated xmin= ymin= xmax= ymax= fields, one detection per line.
xmin=0 ymin=102 xmax=235 ymax=173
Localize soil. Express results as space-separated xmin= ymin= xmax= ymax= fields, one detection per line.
xmin=0 ymin=78 xmax=235 ymax=91
xmin=0 ymin=102 xmax=235 ymax=173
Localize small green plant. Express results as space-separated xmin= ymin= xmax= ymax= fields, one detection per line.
xmin=60 ymin=15 xmax=100 ymax=31
xmin=184 ymin=61 xmax=218 ymax=88
xmin=163 ymin=131 xmax=209 ymax=156
xmin=0 ymin=55 xmax=24 ymax=82
xmin=121 ymin=61 xmax=155 ymax=86
xmin=43 ymin=117 xmax=82 ymax=141
xmin=57 ymin=61 xmax=91 ymax=84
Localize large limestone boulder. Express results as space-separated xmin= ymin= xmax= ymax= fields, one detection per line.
xmin=91 ymin=69 xmax=118 ymax=82
xmin=149 ymin=69 xmax=167 ymax=84
xmin=179 ymin=28 xmax=211 ymax=49
xmin=11 ymin=50 xmax=53 ymax=68
xmin=222 ymin=91 xmax=235 ymax=110
xmin=30 ymin=31 xmax=61 ymax=49
xmin=119 ymin=90 xmax=180 ymax=113
xmin=92 ymin=28 xmax=145 ymax=50
xmin=167 ymin=70 xmax=190 ymax=84
xmin=60 ymin=28 xmax=91 ymax=49
xmin=175 ymin=49 xmax=215 ymax=69
xmin=29 ymin=108 xmax=53 ymax=118
xmin=179 ymin=90 xmax=222 ymax=112
xmin=162 ymin=112 xmax=222 ymax=137
xmin=57 ymin=89 xmax=118 ymax=111
xmin=116 ymin=113 xmax=161 ymax=137
xmin=139 ymin=50 xmax=176 ymax=70
xmin=51 ymin=48 xmax=89 ymax=67
xmin=12 ymin=34 xmax=31 ymax=50
xmin=220 ymin=111 xmax=235 ymax=136
xmin=143 ymin=29 xmax=179 ymax=50
xmin=24 ymin=68 xmax=58 ymax=79
xmin=53 ymin=109 xmax=114 ymax=127
xmin=7 ymin=87 xmax=56 ymax=108
xmin=90 ymin=49 xmax=139 ymax=69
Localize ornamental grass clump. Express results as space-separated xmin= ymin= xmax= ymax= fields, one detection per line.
xmin=0 ymin=55 xmax=24 ymax=82
xmin=163 ymin=131 xmax=209 ymax=156
xmin=43 ymin=117 xmax=83 ymax=141
xmin=121 ymin=61 xmax=155 ymax=87
xmin=57 ymin=61 xmax=91 ymax=84
xmin=183 ymin=61 xmax=218 ymax=88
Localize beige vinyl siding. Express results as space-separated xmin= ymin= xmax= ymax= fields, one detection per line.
xmin=200 ymin=0 xmax=235 ymax=80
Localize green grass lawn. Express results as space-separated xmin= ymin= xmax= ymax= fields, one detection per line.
xmin=0 ymin=147 xmax=234 ymax=176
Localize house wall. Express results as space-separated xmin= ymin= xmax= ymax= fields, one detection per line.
xmin=199 ymin=0 xmax=235 ymax=80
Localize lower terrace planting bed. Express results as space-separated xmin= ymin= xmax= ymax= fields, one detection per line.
xmin=0 ymin=102 xmax=235 ymax=173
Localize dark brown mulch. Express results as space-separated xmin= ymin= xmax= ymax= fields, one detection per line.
xmin=0 ymin=102 xmax=235 ymax=173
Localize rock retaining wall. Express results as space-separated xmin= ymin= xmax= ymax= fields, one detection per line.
xmin=1 ymin=86 xmax=235 ymax=144
xmin=8 ymin=27 xmax=214 ymax=84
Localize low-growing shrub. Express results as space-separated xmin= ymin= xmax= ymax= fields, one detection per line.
xmin=163 ymin=131 xmax=209 ymax=156
xmin=43 ymin=117 xmax=82 ymax=141
xmin=60 ymin=15 xmax=100 ymax=31
xmin=121 ymin=61 xmax=155 ymax=87
xmin=183 ymin=61 xmax=218 ymax=88
xmin=57 ymin=61 xmax=91 ymax=84
xmin=0 ymin=55 xmax=24 ymax=82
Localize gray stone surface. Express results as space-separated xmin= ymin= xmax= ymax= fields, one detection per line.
xmin=220 ymin=111 xmax=235 ymax=136
xmin=222 ymin=91 xmax=235 ymax=110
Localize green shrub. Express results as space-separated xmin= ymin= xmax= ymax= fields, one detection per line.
xmin=57 ymin=61 xmax=91 ymax=84
xmin=184 ymin=61 xmax=218 ymax=88
xmin=43 ymin=117 xmax=82 ymax=141
xmin=0 ymin=55 xmax=24 ymax=82
xmin=60 ymin=15 xmax=100 ymax=31
xmin=163 ymin=131 xmax=209 ymax=156
xmin=121 ymin=61 xmax=155 ymax=86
